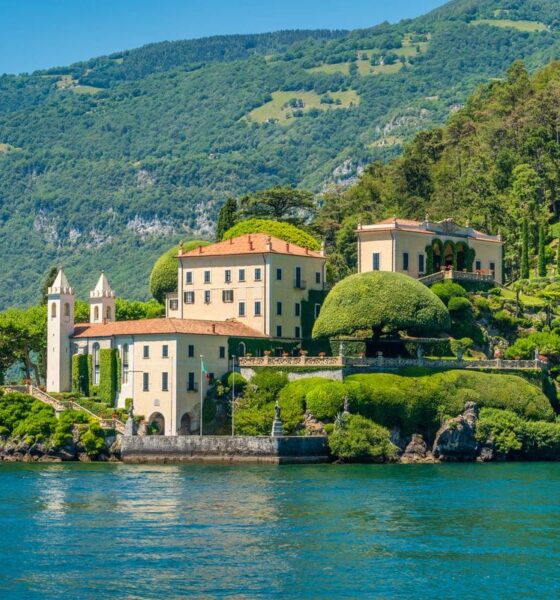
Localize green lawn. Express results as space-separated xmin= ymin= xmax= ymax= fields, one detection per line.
xmin=471 ymin=19 xmax=548 ymax=32
xmin=245 ymin=90 xmax=360 ymax=124
xmin=307 ymin=62 xmax=350 ymax=75
xmin=56 ymin=75 xmax=102 ymax=94
xmin=500 ymin=288 xmax=546 ymax=307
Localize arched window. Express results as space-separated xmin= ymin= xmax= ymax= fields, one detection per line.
xmin=64 ymin=302 xmax=70 ymax=317
xmin=51 ymin=303 xmax=57 ymax=318
xmin=106 ymin=306 xmax=111 ymax=320
xmin=94 ymin=306 xmax=99 ymax=322
xmin=92 ymin=343 xmax=100 ymax=385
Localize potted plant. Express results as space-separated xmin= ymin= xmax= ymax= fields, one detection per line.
xmin=299 ymin=349 xmax=308 ymax=356
xmin=282 ymin=351 xmax=290 ymax=358
xmin=318 ymin=352 xmax=326 ymax=358
xmin=264 ymin=350 xmax=272 ymax=356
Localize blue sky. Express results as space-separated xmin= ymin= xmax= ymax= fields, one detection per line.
xmin=0 ymin=0 xmax=447 ymax=74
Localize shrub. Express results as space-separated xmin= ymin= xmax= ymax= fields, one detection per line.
xmin=450 ymin=337 xmax=474 ymax=357
xmin=505 ymin=331 xmax=560 ymax=360
xmin=492 ymin=310 xmax=518 ymax=333
xmin=328 ymin=415 xmax=396 ymax=460
xmin=313 ymin=271 xmax=450 ymax=339
xmin=80 ymin=422 xmax=106 ymax=456
xmin=474 ymin=296 xmax=490 ymax=312
xmin=522 ymin=421 xmax=560 ymax=459
xmin=476 ymin=408 xmax=524 ymax=454
xmin=277 ymin=378 xmax=329 ymax=433
xmin=431 ymin=282 xmax=467 ymax=306
xmin=222 ymin=219 xmax=320 ymax=250
xmin=448 ymin=296 xmax=471 ymax=314
xmin=249 ymin=370 xmax=289 ymax=404
xmin=149 ymin=240 xmax=209 ymax=303
xmin=305 ymin=381 xmax=347 ymax=421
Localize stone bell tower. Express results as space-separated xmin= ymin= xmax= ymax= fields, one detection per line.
xmin=46 ymin=269 xmax=75 ymax=392
xmin=89 ymin=272 xmax=116 ymax=324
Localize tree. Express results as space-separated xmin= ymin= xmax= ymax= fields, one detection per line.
xmin=238 ymin=187 xmax=315 ymax=225
xmin=538 ymin=224 xmax=547 ymax=277
xmin=312 ymin=271 xmax=450 ymax=340
xmin=222 ymin=218 xmax=320 ymax=250
xmin=557 ymin=237 xmax=560 ymax=276
xmin=215 ymin=198 xmax=238 ymax=241
xmin=149 ymin=240 xmax=209 ymax=304
xmin=40 ymin=267 xmax=59 ymax=305
xmin=328 ymin=414 xmax=396 ymax=461
xmin=521 ymin=219 xmax=530 ymax=279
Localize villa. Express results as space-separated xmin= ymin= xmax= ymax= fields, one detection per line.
xmin=357 ymin=217 xmax=504 ymax=284
xmin=46 ymin=234 xmax=327 ymax=435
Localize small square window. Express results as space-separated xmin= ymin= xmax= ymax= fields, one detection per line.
xmin=219 ymin=346 xmax=226 ymax=359
xmin=143 ymin=345 xmax=150 ymax=359
xmin=162 ymin=344 xmax=169 ymax=358
xmin=184 ymin=291 xmax=195 ymax=304
xmin=239 ymin=269 xmax=246 ymax=282
xmin=204 ymin=270 xmax=211 ymax=283
xmin=222 ymin=290 xmax=234 ymax=303
xmin=169 ymin=299 xmax=178 ymax=311
xmin=255 ymin=268 xmax=262 ymax=281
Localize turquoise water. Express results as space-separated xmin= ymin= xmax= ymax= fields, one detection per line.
xmin=1 ymin=463 xmax=560 ymax=598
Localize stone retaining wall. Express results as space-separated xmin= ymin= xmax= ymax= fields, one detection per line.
xmin=240 ymin=368 xmax=343 ymax=382
xmin=122 ymin=435 xmax=330 ymax=464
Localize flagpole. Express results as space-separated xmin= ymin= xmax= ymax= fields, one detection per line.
xmin=231 ymin=354 xmax=236 ymax=437
xmin=200 ymin=354 xmax=204 ymax=437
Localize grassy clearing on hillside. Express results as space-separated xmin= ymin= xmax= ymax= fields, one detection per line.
xmin=0 ymin=143 xmax=19 ymax=153
xmin=500 ymin=288 xmax=546 ymax=307
xmin=56 ymin=75 xmax=102 ymax=94
xmin=307 ymin=62 xmax=350 ymax=75
xmin=471 ymin=19 xmax=548 ymax=32
xmin=245 ymin=90 xmax=360 ymax=124
xmin=368 ymin=136 xmax=404 ymax=148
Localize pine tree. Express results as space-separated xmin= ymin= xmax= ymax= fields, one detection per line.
xmin=538 ymin=224 xmax=547 ymax=278
xmin=521 ymin=219 xmax=530 ymax=280
xmin=215 ymin=198 xmax=238 ymax=241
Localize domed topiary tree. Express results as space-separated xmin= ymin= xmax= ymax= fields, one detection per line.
xmin=149 ymin=240 xmax=209 ymax=303
xmin=312 ymin=271 xmax=450 ymax=339
xmin=222 ymin=218 xmax=320 ymax=250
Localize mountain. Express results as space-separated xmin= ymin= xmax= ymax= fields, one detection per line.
xmin=1 ymin=0 xmax=560 ymax=307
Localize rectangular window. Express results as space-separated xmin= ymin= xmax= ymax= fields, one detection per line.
xmin=142 ymin=372 xmax=149 ymax=391
xmin=222 ymin=290 xmax=234 ymax=303
xmin=162 ymin=344 xmax=168 ymax=358
xmin=219 ymin=346 xmax=226 ymax=359
xmin=239 ymin=302 xmax=246 ymax=317
xmin=373 ymin=253 xmax=380 ymax=271
xmin=204 ymin=270 xmax=211 ymax=283
xmin=295 ymin=326 xmax=301 ymax=338
xmin=276 ymin=268 xmax=282 ymax=281
xmin=315 ymin=272 xmax=321 ymax=284
xmin=184 ymin=291 xmax=195 ymax=304
xmin=204 ymin=290 xmax=211 ymax=304
xmin=403 ymin=252 xmax=409 ymax=272
xmin=143 ymin=345 xmax=149 ymax=359
xmin=162 ymin=372 xmax=169 ymax=392
xmin=295 ymin=302 xmax=301 ymax=317
xmin=489 ymin=262 xmax=496 ymax=273
xmin=187 ymin=372 xmax=195 ymax=391
xmin=314 ymin=304 xmax=321 ymax=319
xmin=276 ymin=301 xmax=282 ymax=316
xmin=418 ymin=254 xmax=425 ymax=274
xmin=239 ymin=269 xmax=246 ymax=282
xmin=185 ymin=271 xmax=193 ymax=285
xmin=276 ymin=325 xmax=282 ymax=337
xmin=188 ymin=344 xmax=194 ymax=358
xmin=169 ymin=299 xmax=178 ymax=311
xmin=255 ymin=268 xmax=262 ymax=281
xmin=225 ymin=269 xmax=231 ymax=283
xmin=254 ymin=301 xmax=262 ymax=316
xmin=475 ymin=260 xmax=482 ymax=272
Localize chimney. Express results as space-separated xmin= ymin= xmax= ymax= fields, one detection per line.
xmin=266 ymin=236 xmax=272 ymax=251
xmin=305 ymin=247 xmax=309 ymax=255
xmin=249 ymin=239 xmax=254 ymax=251
xmin=286 ymin=242 xmax=290 ymax=253
xmin=229 ymin=237 xmax=233 ymax=244
xmin=211 ymin=323 xmax=216 ymax=333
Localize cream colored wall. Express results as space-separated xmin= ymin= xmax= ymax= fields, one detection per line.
xmin=358 ymin=230 xmax=503 ymax=283
xmin=357 ymin=232 xmax=395 ymax=274
xmin=178 ymin=252 xmax=326 ymax=338
xmin=46 ymin=292 xmax=75 ymax=393
xmin=267 ymin=254 xmax=326 ymax=339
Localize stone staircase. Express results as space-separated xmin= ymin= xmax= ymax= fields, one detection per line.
xmin=2 ymin=384 xmax=125 ymax=434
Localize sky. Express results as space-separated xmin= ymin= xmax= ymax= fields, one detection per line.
xmin=0 ymin=0 xmax=447 ymax=75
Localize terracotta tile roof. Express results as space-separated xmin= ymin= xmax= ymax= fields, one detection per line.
xmin=358 ymin=218 xmax=502 ymax=243
xmin=72 ymin=318 xmax=267 ymax=339
xmin=179 ymin=233 xmax=324 ymax=258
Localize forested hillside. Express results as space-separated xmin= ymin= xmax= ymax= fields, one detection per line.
xmin=1 ymin=0 xmax=560 ymax=306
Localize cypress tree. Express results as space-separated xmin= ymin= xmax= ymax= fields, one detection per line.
xmin=521 ymin=219 xmax=530 ymax=280
xmin=538 ymin=224 xmax=547 ymax=278
xmin=557 ymin=236 xmax=560 ymax=276
xmin=215 ymin=198 xmax=238 ymax=241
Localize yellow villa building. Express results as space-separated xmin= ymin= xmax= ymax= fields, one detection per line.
xmin=357 ymin=217 xmax=504 ymax=284
xmin=46 ymin=234 xmax=327 ymax=435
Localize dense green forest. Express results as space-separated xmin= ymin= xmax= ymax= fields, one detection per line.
xmin=2 ymin=0 xmax=560 ymax=306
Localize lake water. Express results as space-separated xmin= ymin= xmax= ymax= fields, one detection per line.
xmin=1 ymin=462 xmax=559 ymax=599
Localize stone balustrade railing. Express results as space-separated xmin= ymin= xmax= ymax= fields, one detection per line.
xmin=238 ymin=355 xmax=545 ymax=371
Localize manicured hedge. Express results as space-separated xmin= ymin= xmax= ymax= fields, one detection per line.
xmin=72 ymin=354 xmax=90 ymax=396
xmin=328 ymin=415 xmax=396 ymax=460
xmin=223 ymin=218 xmax=320 ymax=250
xmin=313 ymin=271 xmax=450 ymax=339
xmin=99 ymin=348 xmax=118 ymax=405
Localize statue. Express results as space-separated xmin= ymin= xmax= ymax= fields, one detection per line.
xmin=274 ymin=400 xmax=281 ymax=420
xmin=271 ymin=401 xmax=283 ymax=437
xmin=343 ymin=396 xmax=350 ymax=414
xmin=125 ymin=401 xmax=137 ymax=436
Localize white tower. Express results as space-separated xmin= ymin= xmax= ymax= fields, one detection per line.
xmin=46 ymin=269 xmax=75 ymax=392
xmin=89 ymin=272 xmax=116 ymax=323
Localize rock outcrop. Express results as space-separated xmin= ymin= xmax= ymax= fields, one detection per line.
xmin=303 ymin=411 xmax=327 ymax=436
xmin=433 ymin=402 xmax=479 ymax=461
xmin=0 ymin=436 xmax=121 ymax=462
xmin=401 ymin=434 xmax=434 ymax=463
